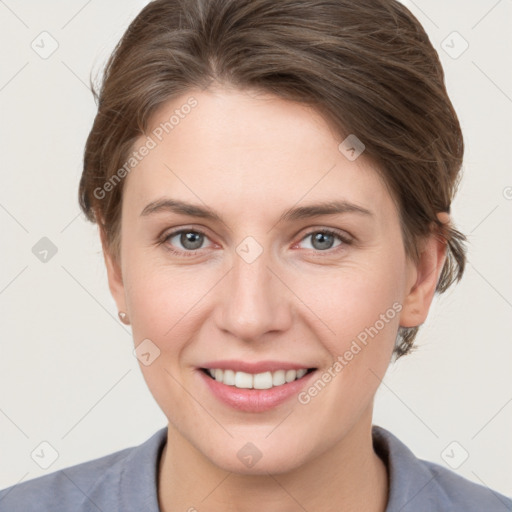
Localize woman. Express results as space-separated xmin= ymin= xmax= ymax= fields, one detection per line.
xmin=1 ymin=0 xmax=510 ymax=510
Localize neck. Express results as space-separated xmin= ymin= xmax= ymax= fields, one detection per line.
xmin=158 ymin=407 xmax=388 ymax=512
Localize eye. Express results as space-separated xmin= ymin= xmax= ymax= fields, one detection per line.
xmin=160 ymin=227 xmax=352 ymax=258
xmin=296 ymin=229 xmax=351 ymax=253
xmin=162 ymin=228 xmax=212 ymax=256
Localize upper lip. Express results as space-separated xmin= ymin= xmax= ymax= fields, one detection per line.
xmin=199 ymin=360 xmax=316 ymax=374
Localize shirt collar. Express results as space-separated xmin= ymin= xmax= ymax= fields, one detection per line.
xmin=372 ymin=425 xmax=444 ymax=511
xmin=81 ymin=427 xmax=167 ymax=512
xmin=82 ymin=425 xmax=444 ymax=512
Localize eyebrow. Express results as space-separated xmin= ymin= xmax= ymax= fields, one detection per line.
xmin=140 ymin=198 xmax=373 ymax=224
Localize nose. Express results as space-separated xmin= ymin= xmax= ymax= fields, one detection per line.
xmin=214 ymin=241 xmax=293 ymax=342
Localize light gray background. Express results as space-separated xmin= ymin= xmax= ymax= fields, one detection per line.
xmin=1 ymin=0 xmax=511 ymax=498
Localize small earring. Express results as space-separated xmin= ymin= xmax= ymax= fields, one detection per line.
xmin=118 ymin=311 xmax=130 ymax=325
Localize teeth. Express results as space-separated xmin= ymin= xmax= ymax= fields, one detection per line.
xmin=235 ymin=371 xmax=253 ymax=389
xmin=205 ymin=368 xmax=311 ymax=389
xmin=285 ymin=369 xmax=297 ymax=382
xmin=272 ymin=370 xmax=286 ymax=386
xmin=253 ymin=371 xmax=273 ymax=389
xmin=223 ymin=369 xmax=236 ymax=385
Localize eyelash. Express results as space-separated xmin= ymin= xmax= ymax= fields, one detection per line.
xmin=160 ymin=227 xmax=352 ymax=258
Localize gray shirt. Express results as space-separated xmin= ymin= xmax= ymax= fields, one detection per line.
xmin=1 ymin=425 xmax=510 ymax=511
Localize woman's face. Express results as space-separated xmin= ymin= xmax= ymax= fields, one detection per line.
xmin=105 ymin=86 xmax=435 ymax=474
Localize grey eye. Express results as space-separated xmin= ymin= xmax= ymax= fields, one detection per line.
xmin=300 ymin=231 xmax=343 ymax=251
xmin=166 ymin=230 xmax=207 ymax=251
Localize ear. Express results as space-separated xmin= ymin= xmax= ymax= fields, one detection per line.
xmin=399 ymin=216 xmax=449 ymax=328
xmin=99 ymin=225 xmax=127 ymax=314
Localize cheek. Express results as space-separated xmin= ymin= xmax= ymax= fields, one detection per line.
xmin=296 ymin=255 xmax=405 ymax=352
xmin=125 ymin=265 xmax=198 ymax=341
xmin=293 ymin=260 xmax=405 ymax=419
xmin=291 ymin=266 xmax=403 ymax=421
xmin=122 ymin=263 xmax=205 ymax=420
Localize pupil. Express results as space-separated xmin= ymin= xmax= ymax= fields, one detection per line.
xmin=182 ymin=232 xmax=203 ymax=250
xmin=313 ymin=232 xmax=333 ymax=250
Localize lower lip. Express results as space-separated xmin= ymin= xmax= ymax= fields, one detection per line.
xmin=198 ymin=369 xmax=317 ymax=412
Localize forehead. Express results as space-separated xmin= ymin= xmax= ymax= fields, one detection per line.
xmin=122 ymin=87 xmax=396 ymax=224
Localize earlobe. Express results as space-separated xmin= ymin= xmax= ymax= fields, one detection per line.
xmin=399 ymin=226 xmax=448 ymax=329
xmin=118 ymin=311 xmax=131 ymax=325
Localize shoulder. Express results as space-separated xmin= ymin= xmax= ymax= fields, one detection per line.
xmin=0 ymin=448 xmax=131 ymax=512
xmin=420 ymin=459 xmax=512 ymax=511
xmin=372 ymin=425 xmax=512 ymax=512
xmin=0 ymin=427 xmax=167 ymax=512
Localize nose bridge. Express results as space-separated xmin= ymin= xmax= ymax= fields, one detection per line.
xmin=218 ymin=236 xmax=290 ymax=340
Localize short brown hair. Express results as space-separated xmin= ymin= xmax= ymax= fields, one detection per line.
xmin=79 ymin=0 xmax=467 ymax=358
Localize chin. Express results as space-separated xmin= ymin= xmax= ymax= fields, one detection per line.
xmin=210 ymin=447 xmax=306 ymax=476
xmin=195 ymin=431 xmax=314 ymax=476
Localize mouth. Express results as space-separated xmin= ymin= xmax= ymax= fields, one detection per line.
xmin=197 ymin=363 xmax=318 ymax=413
xmin=200 ymin=367 xmax=316 ymax=390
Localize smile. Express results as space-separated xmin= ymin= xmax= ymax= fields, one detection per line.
xmin=201 ymin=368 xmax=315 ymax=389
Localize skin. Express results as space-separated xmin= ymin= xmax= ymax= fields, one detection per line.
xmin=101 ymin=85 xmax=447 ymax=512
